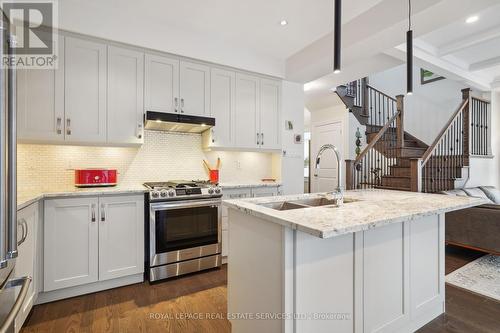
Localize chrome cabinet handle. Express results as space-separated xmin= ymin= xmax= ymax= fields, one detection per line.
xmin=180 ymin=98 xmax=184 ymax=113
xmin=257 ymin=133 xmax=260 ymax=145
xmin=91 ymin=204 xmax=96 ymax=222
xmin=174 ymin=97 xmax=178 ymax=112
xmin=56 ymin=117 xmax=62 ymax=134
xmin=17 ymin=219 xmax=27 ymax=246
xmin=66 ymin=118 xmax=71 ymax=135
xmin=100 ymin=204 xmax=106 ymax=222
xmin=211 ymin=129 xmax=215 ymax=143
xmin=261 ymin=132 xmax=264 ymax=146
xmin=0 ymin=276 xmax=32 ymax=333
xmin=137 ymin=123 xmax=143 ymax=139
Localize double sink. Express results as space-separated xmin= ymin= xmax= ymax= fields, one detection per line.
xmin=259 ymin=197 xmax=359 ymax=211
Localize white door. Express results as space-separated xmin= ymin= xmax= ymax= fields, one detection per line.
xmin=210 ymin=68 xmax=235 ymax=147
xmin=44 ymin=197 xmax=99 ymax=291
xmin=17 ymin=39 xmax=64 ymax=142
xmin=311 ymin=121 xmax=343 ymax=193
xmin=234 ymin=73 xmax=260 ymax=149
xmin=98 ymin=195 xmax=144 ymax=281
xmin=144 ymin=54 xmax=180 ymax=113
xmin=64 ymin=36 xmax=107 ymax=143
xmin=107 ymin=46 xmax=144 ymax=145
xmin=179 ymin=61 xmax=210 ymax=116
xmin=259 ymin=79 xmax=281 ymax=150
xmin=14 ymin=203 xmax=38 ymax=332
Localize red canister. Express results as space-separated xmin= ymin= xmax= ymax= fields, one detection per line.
xmin=74 ymin=169 xmax=117 ymax=187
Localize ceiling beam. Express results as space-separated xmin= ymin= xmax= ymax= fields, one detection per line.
xmin=438 ymin=24 xmax=500 ymax=56
xmin=469 ymin=55 xmax=500 ymax=71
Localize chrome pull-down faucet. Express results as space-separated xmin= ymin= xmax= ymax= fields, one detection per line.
xmin=314 ymin=144 xmax=344 ymax=206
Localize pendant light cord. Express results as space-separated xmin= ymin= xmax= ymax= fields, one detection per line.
xmin=408 ymin=0 xmax=412 ymax=30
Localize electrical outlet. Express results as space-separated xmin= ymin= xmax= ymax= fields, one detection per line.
xmin=235 ymin=160 xmax=242 ymax=170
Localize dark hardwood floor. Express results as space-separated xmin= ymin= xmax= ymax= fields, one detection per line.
xmin=22 ymin=246 xmax=499 ymax=333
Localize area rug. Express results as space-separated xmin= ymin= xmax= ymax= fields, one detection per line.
xmin=446 ymin=254 xmax=500 ymax=302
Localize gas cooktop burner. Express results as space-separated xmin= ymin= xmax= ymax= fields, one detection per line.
xmin=144 ymin=180 xmax=222 ymax=201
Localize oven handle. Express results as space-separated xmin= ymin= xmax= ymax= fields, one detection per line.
xmin=150 ymin=199 xmax=221 ymax=211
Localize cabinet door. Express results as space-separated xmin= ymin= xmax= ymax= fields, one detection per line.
xmin=44 ymin=197 xmax=99 ymax=291
xmin=98 ymin=195 xmax=144 ymax=281
xmin=234 ymin=73 xmax=260 ymax=149
xmin=144 ymin=54 xmax=179 ymax=113
xmin=17 ymin=39 xmax=64 ymax=142
xmin=107 ymin=46 xmax=144 ymax=145
xmin=251 ymin=186 xmax=278 ymax=198
xmin=259 ymin=79 xmax=281 ymax=150
xmin=210 ymin=68 xmax=235 ymax=147
xmin=14 ymin=203 xmax=38 ymax=332
xmin=64 ymin=36 xmax=107 ymax=143
xmin=179 ymin=61 xmax=210 ymax=116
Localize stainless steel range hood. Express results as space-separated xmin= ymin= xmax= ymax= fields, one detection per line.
xmin=144 ymin=111 xmax=215 ymax=133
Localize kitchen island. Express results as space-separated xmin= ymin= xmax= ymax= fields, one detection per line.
xmin=223 ymin=189 xmax=486 ymax=333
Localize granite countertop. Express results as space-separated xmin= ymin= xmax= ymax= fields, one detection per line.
xmin=220 ymin=182 xmax=281 ymax=189
xmin=223 ymin=189 xmax=487 ymax=239
xmin=17 ymin=186 xmax=147 ymax=211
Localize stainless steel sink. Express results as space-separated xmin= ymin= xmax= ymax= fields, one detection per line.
xmin=259 ymin=197 xmax=359 ymax=211
xmin=259 ymin=201 xmax=308 ymax=211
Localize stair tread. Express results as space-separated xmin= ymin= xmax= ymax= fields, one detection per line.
xmin=374 ymin=185 xmax=411 ymax=191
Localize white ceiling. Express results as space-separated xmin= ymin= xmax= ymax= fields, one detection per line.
xmin=57 ymin=0 xmax=383 ymax=77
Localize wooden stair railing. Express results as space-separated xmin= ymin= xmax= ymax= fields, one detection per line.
xmin=412 ymin=93 xmax=470 ymax=193
xmin=345 ymin=94 xmax=404 ymax=190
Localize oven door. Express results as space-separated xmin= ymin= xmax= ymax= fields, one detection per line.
xmin=150 ymin=199 xmax=221 ymax=267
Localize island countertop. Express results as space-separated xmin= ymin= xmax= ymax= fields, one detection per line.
xmin=223 ymin=189 xmax=487 ymax=238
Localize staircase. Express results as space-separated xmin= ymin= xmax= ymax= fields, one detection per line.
xmin=338 ymin=79 xmax=490 ymax=193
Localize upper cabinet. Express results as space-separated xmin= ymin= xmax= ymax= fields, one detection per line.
xmin=107 ymin=46 xmax=144 ymax=145
xmin=207 ymin=68 xmax=235 ymax=147
xmin=234 ymin=73 xmax=260 ymax=149
xmin=17 ymin=39 xmax=64 ymax=143
xmin=144 ymin=54 xmax=179 ymax=113
xmin=64 ymin=37 xmax=107 ymax=143
xmin=179 ymin=61 xmax=210 ymax=116
xmin=259 ymin=79 xmax=281 ymax=150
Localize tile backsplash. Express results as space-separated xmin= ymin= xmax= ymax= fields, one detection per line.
xmin=18 ymin=130 xmax=277 ymax=193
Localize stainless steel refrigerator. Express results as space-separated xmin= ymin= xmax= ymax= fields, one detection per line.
xmin=0 ymin=9 xmax=31 ymax=333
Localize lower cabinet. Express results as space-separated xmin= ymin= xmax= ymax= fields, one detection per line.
xmin=14 ymin=203 xmax=39 ymax=333
xmin=44 ymin=195 xmax=144 ymax=292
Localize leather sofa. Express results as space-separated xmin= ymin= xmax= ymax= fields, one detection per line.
xmin=442 ymin=186 xmax=500 ymax=254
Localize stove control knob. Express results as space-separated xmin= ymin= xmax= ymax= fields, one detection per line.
xmin=151 ymin=191 xmax=160 ymax=199
xmin=160 ymin=190 xmax=168 ymax=198
xmin=208 ymin=187 xmax=215 ymax=194
xmin=215 ymin=187 xmax=221 ymax=194
xmin=168 ymin=189 xmax=176 ymax=197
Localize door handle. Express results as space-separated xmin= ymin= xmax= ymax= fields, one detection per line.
xmin=56 ymin=117 xmax=62 ymax=134
xmin=174 ymin=97 xmax=178 ymax=112
xmin=17 ymin=219 xmax=28 ymax=246
xmin=91 ymin=204 xmax=96 ymax=222
xmin=137 ymin=123 xmax=143 ymax=139
xmin=100 ymin=204 xmax=106 ymax=222
xmin=261 ymin=132 xmax=264 ymax=146
xmin=66 ymin=118 xmax=71 ymax=135
xmin=180 ymin=98 xmax=185 ymax=113
xmin=0 ymin=276 xmax=32 ymax=333
xmin=211 ymin=129 xmax=215 ymax=143
xmin=256 ymin=133 xmax=260 ymax=145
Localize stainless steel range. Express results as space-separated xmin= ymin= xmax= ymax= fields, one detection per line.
xmin=144 ymin=181 xmax=222 ymax=282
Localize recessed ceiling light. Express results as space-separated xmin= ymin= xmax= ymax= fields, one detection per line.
xmin=465 ymin=15 xmax=479 ymax=24
xmin=280 ymin=19 xmax=288 ymax=26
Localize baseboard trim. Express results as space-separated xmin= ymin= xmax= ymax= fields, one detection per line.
xmin=35 ymin=273 xmax=143 ymax=304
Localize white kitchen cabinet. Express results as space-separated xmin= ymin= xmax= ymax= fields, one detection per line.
xmin=251 ymin=186 xmax=279 ymax=198
xmin=206 ymin=68 xmax=235 ymax=147
xmin=180 ymin=61 xmax=210 ymax=116
xmin=64 ymin=36 xmax=107 ymax=143
xmin=222 ymin=230 xmax=229 ymax=257
xmin=98 ymin=195 xmax=144 ymax=281
xmin=14 ymin=203 xmax=39 ymax=332
xmin=234 ymin=73 xmax=260 ymax=149
xmin=17 ymin=39 xmax=64 ymax=143
xmin=259 ymin=79 xmax=281 ymax=150
xmin=44 ymin=197 xmax=99 ymax=291
xmin=107 ymin=46 xmax=144 ymax=145
xmin=144 ymin=53 xmax=180 ymax=113
xmin=44 ymin=195 xmax=144 ymax=292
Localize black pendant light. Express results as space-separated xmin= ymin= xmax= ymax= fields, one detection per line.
xmin=333 ymin=0 xmax=341 ymax=73
xmin=406 ymin=0 xmax=413 ymax=95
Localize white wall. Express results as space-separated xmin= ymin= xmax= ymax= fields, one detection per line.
xmin=277 ymin=81 xmax=305 ymax=195
xmin=369 ymin=65 xmax=467 ymax=145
